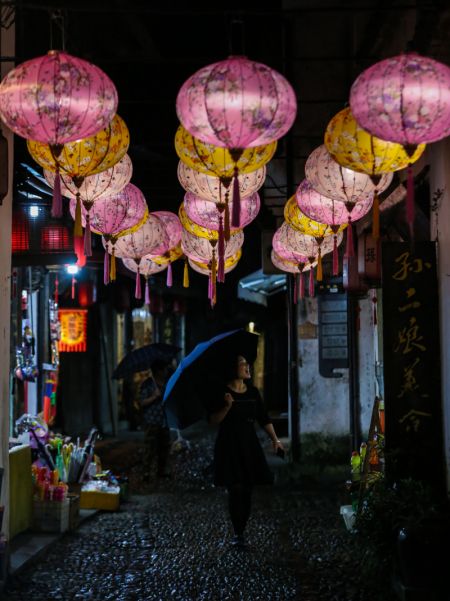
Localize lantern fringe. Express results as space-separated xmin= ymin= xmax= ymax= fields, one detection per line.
xmin=317 ymin=248 xmax=323 ymax=282
xmin=74 ymin=193 xmax=83 ymax=239
xmin=345 ymin=218 xmax=355 ymax=258
xmin=135 ymin=268 xmax=142 ymax=299
xmin=299 ymin=271 xmax=305 ymax=300
xmin=211 ymin=250 xmax=217 ymax=308
xmin=52 ymin=166 xmax=63 ymax=218
xmin=183 ymin=258 xmax=190 ymax=288
xmin=406 ymin=165 xmax=415 ymax=239
xmin=110 ymin=247 xmax=116 ymax=281
xmin=293 ymin=275 xmax=298 ymax=305
xmin=84 ymin=213 xmax=92 ymax=257
xmin=166 ymin=262 xmax=173 ymax=287
xmin=218 ymin=215 xmax=225 ymax=283
xmin=103 ymin=250 xmax=110 ymax=285
xmin=145 ymin=278 xmax=150 ymax=305
xmin=231 ymin=166 xmax=241 ymax=228
xmin=308 ymin=268 xmax=315 ymax=298
xmin=372 ymin=192 xmax=380 ymax=240
xmin=332 ymin=235 xmax=339 ymax=276
xmin=71 ymin=276 xmax=76 ymax=300
xmin=224 ymin=192 xmax=231 ymax=241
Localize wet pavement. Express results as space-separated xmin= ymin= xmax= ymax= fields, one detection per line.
xmin=2 ymin=428 xmax=396 ymax=601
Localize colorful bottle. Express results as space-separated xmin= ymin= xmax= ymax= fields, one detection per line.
xmin=351 ymin=451 xmax=361 ymax=481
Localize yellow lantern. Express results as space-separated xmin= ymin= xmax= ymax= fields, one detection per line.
xmin=151 ymin=244 xmax=184 ymax=266
xmin=178 ymin=204 xmax=241 ymax=241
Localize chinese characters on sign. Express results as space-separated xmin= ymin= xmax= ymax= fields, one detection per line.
xmin=58 ymin=309 xmax=88 ymax=352
xmin=382 ymin=242 xmax=444 ymax=487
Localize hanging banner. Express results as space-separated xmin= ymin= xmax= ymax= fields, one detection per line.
xmin=58 ymin=309 xmax=87 ymax=352
xmin=382 ymin=242 xmax=445 ymax=489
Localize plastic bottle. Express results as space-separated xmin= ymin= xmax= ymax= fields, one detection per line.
xmin=351 ymin=451 xmax=361 ymax=481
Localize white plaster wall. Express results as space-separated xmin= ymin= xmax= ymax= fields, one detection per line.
xmin=297 ymin=298 xmax=349 ymax=435
xmin=428 ymin=139 xmax=450 ymax=494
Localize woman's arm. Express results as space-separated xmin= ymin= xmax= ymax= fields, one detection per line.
xmin=140 ymin=387 xmax=161 ymax=408
xmin=263 ymin=423 xmax=284 ymax=452
xmin=208 ymin=392 xmax=234 ymax=425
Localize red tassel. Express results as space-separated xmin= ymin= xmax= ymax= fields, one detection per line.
xmin=71 ymin=276 xmax=76 ymax=300
xmin=104 ymin=250 xmax=110 ymax=285
xmin=145 ymin=278 xmax=150 ymax=305
xmin=224 ymin=192 xmax=231 ymax=241
xmin=333 ymin=235 xmax=339 ymax=276
xmin=345 ymin=218 xmax=355 ymax=257
xmin=372 ymin=295 xmax=378 ymax=326
xmin=218 ymin=215 xmax=225 ymax=283
xmin=84 ymin=213 xmax=92 ymax=257
xmin=52 ymin=165 xmax=63 ymax=218
xmin=309 ymin=268 xmax=315 ymax=298
xmin=299 ymin=271 xmax=305 ymax=300
xmin=293 ymin=274 xmax=298 ymax=305
xmin=166 ymin=263 xmax=173 ymax=287
xmin=135 ymin=267 xmax=142 ymax=299
xmin=406 ymin=165 xmax=414 ymax=239
xmin=231 ymin=165 xmax=241 ymax=228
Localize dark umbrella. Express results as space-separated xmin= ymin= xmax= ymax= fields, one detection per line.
xmin=163 ymin=329 xmax=259 ymax=429
xmin=113 ymin=342 xmax=180 ymax=379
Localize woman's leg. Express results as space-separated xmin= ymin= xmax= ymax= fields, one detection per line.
xmin=227 ymin=484 xmax=253 ymax=537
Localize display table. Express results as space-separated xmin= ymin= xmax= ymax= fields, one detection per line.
xmin=9 ymin=444 xmax=33 ymax=539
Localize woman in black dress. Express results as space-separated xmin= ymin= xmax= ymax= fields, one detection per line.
xmin=208 ymin=354 xmax=284 ymax=547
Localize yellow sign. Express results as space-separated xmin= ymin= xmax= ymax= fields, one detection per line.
xmin=58 ymin=309 xmax=87 ymax=352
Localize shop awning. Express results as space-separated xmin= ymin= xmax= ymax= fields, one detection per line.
xmin=237 ymin=269 xmax=287 ymax=307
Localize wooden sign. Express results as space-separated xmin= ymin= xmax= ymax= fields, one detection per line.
xmin=358 ymin=233 xmax=381 ymax=283
xmin=58 ymin=309 xmax=88 ymax=352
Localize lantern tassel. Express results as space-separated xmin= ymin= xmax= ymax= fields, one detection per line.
xmin=218 ymin=215 xmax=225 ymax=283
xmin=293 ymin=275 xmax=298 ymax=305
xmin=308 ymin=267 xmax=315 ymax=298
xmin=54 ymin=276 xmax=59 ymax=304
xmin=52 ymin=165 xmax=63 ymax=218
xmin=208 ymin=274 xmax=213 ymax=300
xmin=145 ymin=278 xmax=150 ymax=305
xmin=166 ymin=262 xmax=173 ymax=287
xmin=345 ymin=218 xmax=355 ymax=257
xmin=332 ymin=235 xmax=339 ymax=276
xmin=372 ymin=192 xmax=380 ymax=240
xmin=183 ymin=258 xmax=190 ymax=288
xmin=110 ymin=247 xmax=116 ymax=281
xmin=71 ymin=276 xmax=76 ymax=300
xmin=224 ymin=192 xmax=231 ymax=241
xmin=211 ymin=250 xmax=217 ymax=308
xmin=299 ymin=271 xmax=305 ymax=300
xmin=317 ymin=248 xmax=323 ymax=282
xmin=406 ymin=165 xmax=415 ymax=239
xmin=135 ymin=267 xmax=142 ymax=299
xmin=84 ymin=213 xmax=92 ymax=257
xmin=104 ymin=250 xmax=110 ymax=285
xmin=231 ymin=166 xmax=241 ymax=228
xmin=73 ymin=193 xmax=82 ymax=239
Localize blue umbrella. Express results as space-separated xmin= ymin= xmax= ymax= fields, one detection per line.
xmin=163 ymin=329 xmax=259 ymax=429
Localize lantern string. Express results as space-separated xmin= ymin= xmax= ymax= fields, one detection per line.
xmin=49 ymin=9 xmax=66 ymax=52
xmin=183 ymin=257 xmax=190 ymax=288
xmin=103 ymin=249 xmax=110 ymax=285
xmin=135 ymin=267 xmax=142 ymax=299
xmin=218 ymin=215 xmax=225 ymax=283
xmin=110 ymin=246 xmax=116 ymax=281
xmin=51 ymin=164 xmax=63 ymax=218
xmin=144 ymin=278 xmax=150 ymax=305
xmin=74 ymin=192 xmax=83 ymax=238
xmin=406 ymin=165 xmax=415 ymax=240
xmin=308 ymin=267 xmax=315 ymax=298
xmin=228 ymin=17 xmax=246 ymax=56
xmin=316 ymin=247 xmax=323 ymax=282
xmin=372 ymin=191 xmax=380 ymax=240
xmin=293 ymin=274 xmax=298 ymax=305
xmin=84 ymin=212 xmax=92 ymax=257
xmin=231 ymin=165 xmax=241 ymax=228
xmin=345 ymin=217 xmax=355 ymax=258
xmin=166 ymin=262 xmax=173 ymax=288
xmin=332 ymin=235 xmax=339 ymax=276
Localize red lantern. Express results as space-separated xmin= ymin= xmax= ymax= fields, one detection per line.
xmin=78 ymin=281 xmax=97 ymax=307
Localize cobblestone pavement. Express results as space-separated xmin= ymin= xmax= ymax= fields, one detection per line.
xmin=3 ymin=431 xmax=395 ymax=601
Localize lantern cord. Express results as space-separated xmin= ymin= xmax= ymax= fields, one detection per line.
xmin=372 ymin=191 xmax=380 ymax=240
xmin=293 ymin=274 xmax=298 ymax=305
xmin=308 ymin=267 xmax=315 ymax=298
xmin=52 ymin=165 xmax=63 ymax=218
xmin=218 ymin=215 xmax=225 ymax=283
xmin=103 ymin=250 xmax=110 ymax=285
xmin=224 ymin=191 xmax=231 ymax=241
xmin=84 ymin=212 xmax=92 ymax=257
xmin=144 ymin=278 xmax=150 ymax=305
xmin=332 ymin=235 xmax=339 ymax=276
xmin=166 ymin=262 xmax=173 ymax=288
xmin=406 ymin=165 xmax=415 ymax=240
xmin=299 ymin=271 xmax=305 ymax=300
xmin=49 ymin=9 xmax=66 ymax=52
xmin=74 ymin=192 xmax=83 ymax=238
xmin=71 ymin=276 xmax=76 ymax=300
xmin=231 ymin=165 xmax=241 ymax=228
xmin=135 ymin=268 xmax=142 ymax=299
xmin=316 ymin=247 xmax=323 ymax=282
xmin=345 ymin=217 xmax=355 ymax=258
xmin=110 ymin=246 xmax=116 ymax=281
xmin=183 ymin=258 xmax=190 ymax=288
xmin=228 ymin=17 xmax=246 ymax=56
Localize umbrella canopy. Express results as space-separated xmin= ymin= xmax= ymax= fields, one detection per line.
xmin=163 ymin=329 xmax=259 ymax=429
xmin=112 ymin=342 xmax=180 ymax=379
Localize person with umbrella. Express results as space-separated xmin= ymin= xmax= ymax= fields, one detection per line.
xmin=208 ymin=352 xmax=285 ymax=548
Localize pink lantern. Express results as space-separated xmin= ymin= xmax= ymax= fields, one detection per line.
xmin=305 ymin=145 xmax=392 ymax=203
xmin=184 ymin=192 xmax=260 ymax=230
xmin=122 ymin=256 xmax=167 ymax=305
xmin=149 ymin=211 xmax=183 ymax=288
xmin=350 ymin=52 xmax=450 ymax=147
xmin=271 ymin=249 xmax=314 ymax=301
xmin=0 ymin=50 xmax=117 ymax=145
xmin=181 ymin=229 xmax=244 ymax=264
xmin=176 ymin=56 xmax=297 ymax=149
xmin=177 ymin=161 xmax=266 ymax=202
xmin=188 ymin=251 xmax=241 ymax=276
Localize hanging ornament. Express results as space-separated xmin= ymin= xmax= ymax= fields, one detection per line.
xmin=122 ymin=256 xmax=167 ymax=303
xmin=148 ymin=211 xmax=182 ymax=265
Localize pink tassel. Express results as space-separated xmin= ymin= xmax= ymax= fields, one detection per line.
xmin=208 ymin=275 xmax=212 ymax=300
xmin=52 ymin=166 xmax=63 ymax=218
xmin=104 ymin=250 xmax=110 ymax=285
xmin=309 ymin=268 xmax=315 ymax=298
xmin=145 ymin=279 xmax=150 ymax=305
xmin=135 ymin=268 xmax=142 ymax=299
xmin=299 ymin=272 xmax=305 ymax=300
xmin=218 ymin=215 xmax=225 ymax=283
xmin=231 ymin=166 xmax=241 ymax=228
xmin=406 ymin=165 xmax=415 ymax=239
xmin=333 ymin=235 xmax=339 ymax=276
xmin=293 ymin=275 xmax=298 ymax=305
xmin=166 ymin=263 xmax=173 ymax=287
xmin=345 ymin=218 xmax=355 ymax=258
xmin=84 ymin=213 xmax=92 ymax=257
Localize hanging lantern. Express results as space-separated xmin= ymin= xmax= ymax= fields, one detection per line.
xmin=270 ymin=250 xmax=315 ymax=301
xmin=148 ymin=211 xmax=183 ymax=287
xmin=188 ymin=249 xmax=242 ymax=276
xmin=176 ymin=55 xmax=297 ymax=148
xmin=350 ymin=52 xmax=450 ymax=147
xmin=0 ymin=50 xmax=117 ymax=144
xmin=151 ymin=244 xmax=183 ymax=266
xmin=177 ymin=161 xmax=266 ymax=201
xmin=122 ymin=256 xmax=167 ymax=306
xmin=305 ymin=144 xmax=392 ymax=203
xmin=273 ymin=222 xmax=343 ymax=267
xmin=184 ymin=191 xmax=260 ymax=230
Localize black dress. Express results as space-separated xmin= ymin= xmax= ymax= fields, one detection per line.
xmin=210 ymin=385 xmax=274 ymax=487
